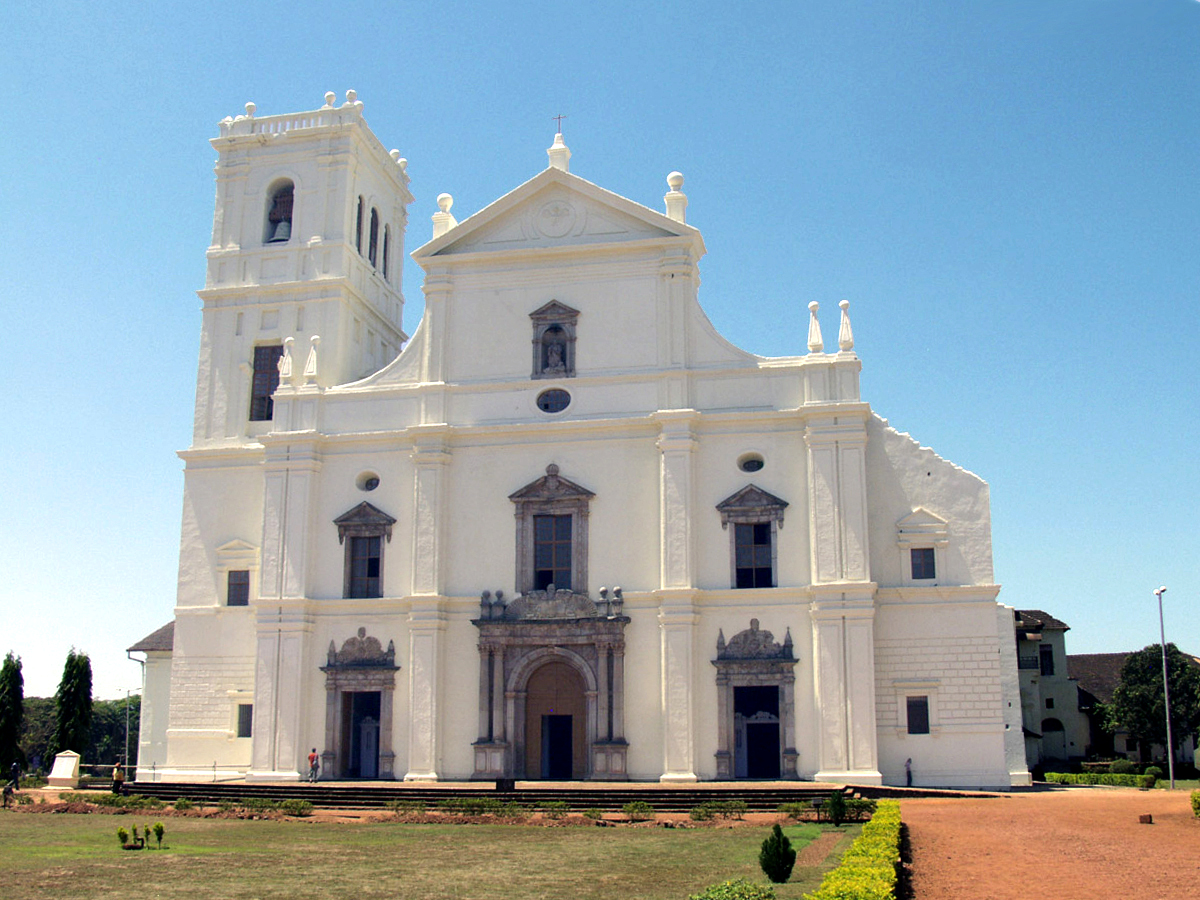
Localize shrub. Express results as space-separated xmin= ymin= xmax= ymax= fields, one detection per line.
xmin=502 ymin=801 xmax=529 ymax=818
xmin=1139 ymin=774 xmax=1156 ymax=790
xmin=713 ymin=799 xmax=748 ymax=820
xmin=116 ymin=826 xmax=129 ymax=846
xmin=759 ymin=823 xmax=796 ymax=883
xmin=688 ymin=877 xmax=776 ymax=900
xmin=582 ymin=807 xmax=604 ymax=820
xmin=1044 ymin=773 xmax=1143 ymax=787
xmin=1110 ymin=758 xmax=1136 ymax=774
xmin=173 ymin=797 xmax=193 ymax=811
xmin=539 ymin=800 xmax=569 ymax=819
xmin=806 ymin=800 xmax=901 ymax=900
xmin=280 ymin=799 xmax=313 ymax=817
xmin=152 ymin=822 xmax=165 ymax=848
xmin=1143 ymin=766 xmax=1164 ymax=781
xmin=386 ymin=799 xmax=426 ymax=816
xmin=623 ymin=800 xmax=654 ymax=821
xmin=1191 ymin=790 xmax=1200 ymax=818
xmin=217 ymin=800 xmax=235 ymax=812
xmin=690 ymin=804 xmax=714 ymax=821
xmin=845 ymin=798 xmax=878 ymax=821
xmin=824 ymin=791 xmax=847 ymax=826
xmin=240 ymin=797 xmax=279 ymax=811
xmin=777 ymin=801 xmax=810 ymax=818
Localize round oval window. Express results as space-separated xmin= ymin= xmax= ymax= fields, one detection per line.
xmin=739 ymin=454 xmax=764 ymax=473
xmin=537 ymin=389 xmax=571 ymax=413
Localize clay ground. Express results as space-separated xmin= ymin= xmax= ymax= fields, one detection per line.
xmin=903 ymin=787 xmax=1199 ymax=899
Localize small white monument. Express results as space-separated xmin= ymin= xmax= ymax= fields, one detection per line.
xmin=48 ymin=750 xmax=81 ymax=788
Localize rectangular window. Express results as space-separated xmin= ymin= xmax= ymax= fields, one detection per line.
xmin=533 ymin=514 xmax=572 ymax=590
xmin=1039 ymin=643 xmax=1055 ymax=676
xmin=1045 ymin=697 xmax=1055 ymax=709
xmin=910 ymin=547 xmax=936 ymax=580
xmin=906 ymin=695 xmax=930 ymax=735
xmin=227 ymin=570 xmax=250 ymax=606
xmin=249 ymin=344 xmax=284 ymax=421
xmin=236 ymin=704 xmax=253 ymax=738
xmin=734 ymin=522 xmax=773 ymax=588
xmin=347 ymin=536 xmax=382 ymax=598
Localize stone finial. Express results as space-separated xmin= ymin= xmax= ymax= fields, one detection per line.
xmin=432 ymin=193 xmax=457 ymax=239
xmin=345 ymin=89 xmax=357 ymax=104
xmin=838 ymin=299 xmax=854 ymax=352
xmin=324 ymin=91 xmax=336 ymax=107
xmin=278 ymin=336 xmax=294 ymax=382
xmin=390 ymin=149 xmax=401 ymax=161
xmin=664 ymin=172 xmax=687 ymax=223
xmin=303 ymin=335 xmax=321 ymax=383
xmin=245 ymin=102 xmax=256 ymax=117
xmin=547 ymin=132 xmax=571 ymax=172
xmin=716 ymin=629 xmax=726 ymax=653
xmin=807 ymin=301 xmax=824 ymax=353
xmin=480 ymin=590 xmax=492 ymax=618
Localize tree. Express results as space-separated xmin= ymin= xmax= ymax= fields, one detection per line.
xmin=88 ymin=696 xmax=140 ymax=765
xmin=1111 ymin=643 xmax=1200 ymax=761
xmin=20 ymin=698 xmax=55 ymax=772
xmin=758 ymin=823 xmax=796 ymax=884
xmin=51 ymin=649 xmax=93 ymax=757
xmin=0 ymin=652 xmax=23 ymax=770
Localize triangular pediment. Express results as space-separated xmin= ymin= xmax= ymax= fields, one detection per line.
xmin=413 ymin=167 xmax=704 ymax=260
xmin=529 ymin=300 xmax=579 ymax=323
xmin=509 ymin=464 xmax=595 ymax=503
xmin=896 ymin=507 xmax=948 ymax=532
xmin=716 ymin=484 xmax=789 ymax=527
xmin=334 ymin=502 xmax=397 ymax=542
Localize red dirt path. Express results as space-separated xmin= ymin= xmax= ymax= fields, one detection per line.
xmin=903 ymin=787 xmax=1199 ymax=900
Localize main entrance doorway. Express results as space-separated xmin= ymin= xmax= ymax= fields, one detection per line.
xmin=524 ymin=661 xmax=585 ymax=779
xmin=341 ymin=691 xmax=381 ymax=778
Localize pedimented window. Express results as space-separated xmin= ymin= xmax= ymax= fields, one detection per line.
xmin=717 ymin=485 xmax=788 ymax=589
xmin=509 ymin=464 xmax=594 ymax=595
xmin=334 ymin=502 xmax=397 ymax=599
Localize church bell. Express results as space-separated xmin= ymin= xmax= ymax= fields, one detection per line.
xmin=268 ymin=219 xmax=291 ymax=243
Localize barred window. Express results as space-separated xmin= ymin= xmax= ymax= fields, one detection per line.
xmin=533 ymin=514 xmax=573 ymax=590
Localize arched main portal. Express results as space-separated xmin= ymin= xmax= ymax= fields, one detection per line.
xmin=524 ymin=661 xmax=587 ymax=779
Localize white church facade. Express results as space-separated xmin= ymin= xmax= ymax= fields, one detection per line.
xmin=131 ymin=92 xmax=1030 ymax=789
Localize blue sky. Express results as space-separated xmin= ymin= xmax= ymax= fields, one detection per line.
xmin=2 ymin=0 xmax=1197 ymax=699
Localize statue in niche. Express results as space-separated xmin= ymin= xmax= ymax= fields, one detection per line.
xmin=545 ymin=340 xmax=566 ymax=374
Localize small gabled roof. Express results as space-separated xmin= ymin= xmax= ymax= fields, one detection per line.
xmin=1016 ymin=609 xmax=1070 ymax=631
xmin=128 ymin=621 xmax=174 ymax=653
xmin=412 ymin=164 xmax=705 ymax=262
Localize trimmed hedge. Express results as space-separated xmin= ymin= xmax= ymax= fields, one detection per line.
xmin=689 ymin=878 xmax=776 ymax=900
xmin=804 ymin=800 xmax=901 ymax=900
xmin=1191 ymin=790 xmax=1199 ymax=818
xmin=1043 ymin=773 xmax=1143 ymax=787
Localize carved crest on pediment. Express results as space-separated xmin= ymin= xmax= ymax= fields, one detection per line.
xmin=716 ymin=619 xmax=795 ymax=661
xmin=324 ymin=627 xmax=396 ymax=669
xmin=508 ymin=464 xmax=595 ymax=505
xmin=716 ymin=485 xmax=788 ymax=528
xmin=501 ymin=588 xmax=601 ymax=621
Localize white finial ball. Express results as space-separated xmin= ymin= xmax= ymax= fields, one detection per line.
xmin=346 ymin=89 xmax=357 ymax=103
xmin=397 ymin=158 xmax=408 ymax=172
xmin=840 ymin=299 xmax=849 ymax=311
xmin=667 ymin=171 xmax=684 ymax=191
xmin=809 ymin=301 xmax=819 ymax=312
xmin=390 ymin=149 xmax=401 ymax=161
xmin=437 ymin=193 xmax=453 ymax=213
xmin=324 ymin=91 xmax=336 ymax=106
xmin=245 ymin=102 xmax=256 ymax=116
xmin=311 ymin=334 xmax=322 ymax=346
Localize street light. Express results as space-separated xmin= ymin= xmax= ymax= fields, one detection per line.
xmin=1154 ymin=586 xmax=1175 ymax=790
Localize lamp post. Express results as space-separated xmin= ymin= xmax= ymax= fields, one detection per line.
xmin=1154 ymin=586 xmax=1175 ymax=790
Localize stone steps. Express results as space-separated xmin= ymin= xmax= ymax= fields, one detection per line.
xmin=127 ymin=781 xmax=852 ymax=812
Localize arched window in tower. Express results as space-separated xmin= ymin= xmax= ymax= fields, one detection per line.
xmin=355 ymin=196 xmax=364 ymax=253
xmin=265 ymin=181 xmax=294 ymax=243
xmin=382 ymin=225 xmax=391 ymax=280
xmin=368 ymin=208 xmax=380 ymax=267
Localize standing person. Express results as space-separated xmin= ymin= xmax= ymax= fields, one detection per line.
xmin=905 ymin=758 xmax=913 ymax=787
xmin=111 ymin=761 xmax=126 ymax=795
xmin=10 ymin=760 xmax=19 ymax=791
xmin=307 ymin=749 xmax=320 ymax=783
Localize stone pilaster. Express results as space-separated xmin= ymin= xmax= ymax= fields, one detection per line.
xmin=410 ymin=426 xmax=450 ymax=596
xmin=805 ymin=417 xmax=871 ymax=585
xmin=247 ymin=601 xmax=314 ymax=781
xmin=405 ymin=598 xmax=447 ymax=781
xmin=654 ymin=410 xmax=699 ymax=590
xmin=658 ymin=594 xmax=699 ymax=782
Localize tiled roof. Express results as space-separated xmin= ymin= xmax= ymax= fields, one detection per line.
xmin=1015 ymin=609 xmax=1070 ymax=631
xmin=127 ymin=621 xmax=174 ymax=653
xmin=1067 ymin=652 xmax=1129 ymax=704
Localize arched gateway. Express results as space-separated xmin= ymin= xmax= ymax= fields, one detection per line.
xmin=472 ymin=587 xmax=629 ymax=780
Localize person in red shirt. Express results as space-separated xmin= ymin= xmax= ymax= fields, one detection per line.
xmin=307 ymin=749 xmax=320 ymax=783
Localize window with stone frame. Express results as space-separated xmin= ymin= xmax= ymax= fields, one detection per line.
xmin=368 ymin=207 xmax=380 ymax=267
xmin=910 ymin=547 xmax=936 ymax=580
xmin=716 ymin=485 xmax=788 ymax=590
xmin=529 ymin=300 xmax=579 ymax=379
xmin=236 ymin=703 xmax=253 ymax=738
xmin=355 ymin=195 xmax=364 ymax=253
xmin=265 ymin=181 xmax=293 ymax=243
xmin=334 ymin=502 xmax=397 ymax=600
xmin=227 ymin=570 xmax=250 ymax=606
xmin=906 ymin=695 xmax=930 ymax=734
xmin=249 ymin=344 xmax=284 ymax=421
xmin=510 ymin=464 xmax=594 ymax=594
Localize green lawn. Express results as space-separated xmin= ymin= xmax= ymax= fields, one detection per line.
xmin=0 ymin=812 xmax=858 ymax=900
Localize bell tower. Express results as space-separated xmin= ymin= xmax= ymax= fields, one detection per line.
xmin=192 ymin=91 xmax=413 ymax=446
